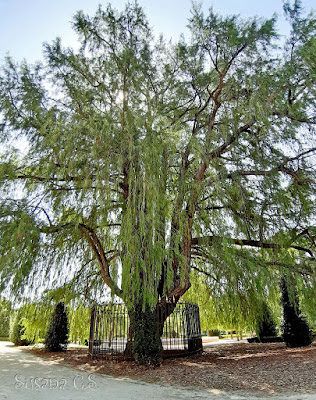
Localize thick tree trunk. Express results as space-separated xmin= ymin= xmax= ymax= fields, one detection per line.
xmin=128 ymin=301 xmax=163 ymax=365
xmin=122 ymin=254 xmax=191 ymax=363
xmin=124 ymin=299 xmax=179 ymax=364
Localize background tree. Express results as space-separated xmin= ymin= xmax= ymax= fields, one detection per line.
xmin=45 ymin=302 xmax=69 ymax=352
xmin=19 ymin=301 xmax=53 ymax=343
xmin=0 ymin=1 xmax=315 ymax=363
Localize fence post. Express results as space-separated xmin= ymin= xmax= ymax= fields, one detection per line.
xmin=89 ymin=306 xmax=96 ymax=357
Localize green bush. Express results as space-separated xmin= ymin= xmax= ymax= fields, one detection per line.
xmin=45 ymin=302 xmax=69 ymax=352
xmin=209 ymin=329 xmax=221 ymax=337
xmin=257 ymin=302 xmax=277 ymax=341
xmin=10 ymin=311 xmax=31 ymax=346
xmin=281 ymin=277 xmax=312 ymax=348
xmin=0 ymin=298 xmax=11 ymax=338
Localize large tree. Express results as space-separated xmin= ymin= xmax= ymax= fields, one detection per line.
xmin=0 ymin=1 xmax=315 ymax=362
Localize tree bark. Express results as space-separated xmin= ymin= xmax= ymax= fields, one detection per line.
xmin=128 ymin=301 xmax=163 ymax=365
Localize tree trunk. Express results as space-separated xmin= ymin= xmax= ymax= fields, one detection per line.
xmin=124 ymin=299 xmax=179 ymax=364
xmin=128 ymin=301 xmax=163 ymax=365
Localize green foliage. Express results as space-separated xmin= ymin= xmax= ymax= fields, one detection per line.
xmin=10 ymin=310 xmax=31 ymax=346
xmin=20 ymin=302 xmax=53 ymax=343
xmin=0 ymin=298 xmax=11 ymax=337
xmin=281 ymin=275 xmax=312 ymax=347
xmin=297 ymin=275 xmax=316 ymax=328
xmin=7 ymin=298 xmax=91 ymax=346
xmin=184 ymin=266 xmax=281 ymax=334
xmin=69 ymin=304 xmax=90 ymax=344
xmin=45 ymin=302 xmax=69 ymax=352
xmin=257 ymin=302 xmax=278 ymax=340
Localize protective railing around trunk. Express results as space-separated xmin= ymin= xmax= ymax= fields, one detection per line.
xmin=88 ymin=301 xmax=202 ymax=359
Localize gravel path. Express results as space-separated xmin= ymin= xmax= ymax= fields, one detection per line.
xmin=0 ymin=341 xmax=315 ymax=400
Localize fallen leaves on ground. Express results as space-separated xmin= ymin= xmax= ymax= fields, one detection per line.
xmin=26 ymin=341 xmax=316 ymax=396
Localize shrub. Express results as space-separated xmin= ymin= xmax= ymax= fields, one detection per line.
xmin=10 ymin=311 xmax=30 ymax=346
xmin=257 ymin=302 xmax=277 ymax=341
xmin=45 ymin=302 xmax=69 ymax=352
xmin=281 ymin=276 xmax=312 ymax=348
xmin=0 ymin=298 xmax=11 ymax=338
xmin=208 ymin=329 xmax=221 ymax=337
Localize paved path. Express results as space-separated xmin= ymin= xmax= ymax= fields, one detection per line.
xmin=0 ymin=341 xmax=314 ymax=400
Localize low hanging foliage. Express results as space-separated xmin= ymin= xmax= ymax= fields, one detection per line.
xmin=68 ymin=303 xmax=91 ymax=344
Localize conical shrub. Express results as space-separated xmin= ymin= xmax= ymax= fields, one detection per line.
xmin=281 ymin=276 xmax=312 ymax=348
xmin=257 ymin=302 xmax=277 ymax=341
xmin=45 ymin=302 xmax=69 ymax=352
xmin=10 ymin=310 xmax=30 ymax=346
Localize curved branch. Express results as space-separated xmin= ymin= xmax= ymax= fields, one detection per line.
xmin=78 ymin=223 xmax=123 ymax=298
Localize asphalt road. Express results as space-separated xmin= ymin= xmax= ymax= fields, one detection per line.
xmin=0 ymin=341 xmax=314 ymax=400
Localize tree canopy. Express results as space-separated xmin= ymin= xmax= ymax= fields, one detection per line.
xmin=0 ymin=0 xmax=315 ymax=328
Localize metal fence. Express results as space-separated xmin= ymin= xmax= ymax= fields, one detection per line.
xmin=89 ymin=302 xmax=202 ymax=359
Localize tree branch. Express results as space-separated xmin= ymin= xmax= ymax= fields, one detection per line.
xmin=78 ymin=223 xmax=123 ymax=298
xmin=208 ymin=119 xmax=255 ymax=161
xmin=191 ymin=235 xmax=314 ymax=257
xmin=208 ymin=147 xmax=316 ymax=185
xmin=274 ymin=110 xmax=316 ymax=124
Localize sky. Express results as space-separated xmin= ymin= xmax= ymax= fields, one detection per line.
xmin=0 ymin=0 xmax=315 ymax=63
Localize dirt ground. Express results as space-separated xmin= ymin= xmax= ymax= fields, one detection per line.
xmin=27 ymin=340 xmax=316 ymax=397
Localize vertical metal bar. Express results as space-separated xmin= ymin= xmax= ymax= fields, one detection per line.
xmin=89 ymin=306 xmax=95 ymax=356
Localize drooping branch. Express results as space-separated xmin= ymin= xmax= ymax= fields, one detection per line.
xmin=278 ymin=165 xmax=315 ymax=185
xmin=39 ymin=220 xmax=123 ymax=295
xmin=192 ymin=254 xmax=315 ymax=277
xmin=297 ymin=228 xmax=316 ymax=248
xmin=229 ymin=169 xmax=315 ymax=185
xmin=9 ymin=172 xmax=98 ymax=184
xmin=191 ymin=265 xmax=220 ymax=282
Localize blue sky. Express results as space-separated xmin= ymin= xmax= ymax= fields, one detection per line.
xmin=0 ymin=0 xmax=315 ymax=63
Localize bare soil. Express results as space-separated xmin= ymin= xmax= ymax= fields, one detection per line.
xmin=27 ymin=341 xmax=316 ymax=396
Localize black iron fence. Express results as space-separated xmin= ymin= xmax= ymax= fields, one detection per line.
xmin=89 ymin=302 xmax=202 ymax=359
